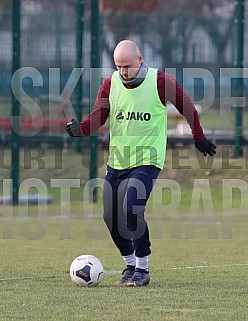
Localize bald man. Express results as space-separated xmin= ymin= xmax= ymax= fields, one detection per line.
xmin=113 ymin=40 xmax=142 ymax=82
xmin=66 ymin=40 xmax=216 ymax=287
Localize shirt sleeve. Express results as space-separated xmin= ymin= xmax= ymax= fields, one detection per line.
xmin=157 ymin=70 xmax=206 ymax=142
xmin=80 ymin=76 xmax=111 ymax=135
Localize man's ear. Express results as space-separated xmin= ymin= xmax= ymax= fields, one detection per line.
xmin=138 ymin=54 xmax=143 ymax=64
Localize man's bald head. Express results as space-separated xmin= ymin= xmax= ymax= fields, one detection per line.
xmin=113 ymin=40 xmax=143 ymax=81
xmin=114 ymin=40 xmax=140 ymax=61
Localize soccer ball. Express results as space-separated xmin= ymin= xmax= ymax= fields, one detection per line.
xmin=69 ymin=255 xmax=104 ymax=287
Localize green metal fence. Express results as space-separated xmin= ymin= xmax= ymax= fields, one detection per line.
xmin=0 ymin=3 xmax=247 ymax=203
xmin=1 ymin=9 xmax=247 ymax=102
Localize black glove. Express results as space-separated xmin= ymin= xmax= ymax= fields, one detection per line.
xmin=66 ymin=119 xmax=83 ymax=137
xmin=195 ymin=138 xmax=216 ymax=156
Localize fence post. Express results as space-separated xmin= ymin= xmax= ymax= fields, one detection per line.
xmin=75 ymin=0 xmax=85 ymax=153
xmin=11 ymin=0 xmax=21 ymax=205
xmin=90 ymin=0 xmax=100 ymax=203
xmin=234 ymin=0 xmax=245 ymax=157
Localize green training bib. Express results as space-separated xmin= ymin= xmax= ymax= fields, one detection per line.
xmin=108 ymin=68 xmax=167 ymax=170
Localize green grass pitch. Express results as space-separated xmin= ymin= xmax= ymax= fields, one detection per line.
xmin=0 ymin=185 xmax=248 ymax=321
xmin=1 ymin=145 xmax=248 ymax=321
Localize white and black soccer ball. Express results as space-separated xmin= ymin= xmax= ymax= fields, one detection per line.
xmin=70 ymin=255 xmax=104 ymax=287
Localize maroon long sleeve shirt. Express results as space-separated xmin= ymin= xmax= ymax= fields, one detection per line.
xmin=80 ymin=70 xmax=205 ymax=142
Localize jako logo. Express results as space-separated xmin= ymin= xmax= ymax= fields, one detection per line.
xmin=116 ymin=110 xmax=151 ymax=123
xmin=116 ymin=110 xmax=126 ymax=123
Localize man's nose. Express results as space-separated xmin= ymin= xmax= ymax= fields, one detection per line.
xmin=120 ymin=67 xmax=128 ymax=76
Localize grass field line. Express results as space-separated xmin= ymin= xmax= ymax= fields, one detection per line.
xmin=0 ymin=275 xmax=67 ymax=281
xmin=0 ymin=270 xmax=122 ymax=282
xmin=170 ymin=263 xmax=248 ymax=270
xmin=1 ymin=263 xmax=248 ymax=282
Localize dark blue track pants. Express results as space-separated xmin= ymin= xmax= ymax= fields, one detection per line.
xmin=103 ymin=165 xmax=160 ymax=258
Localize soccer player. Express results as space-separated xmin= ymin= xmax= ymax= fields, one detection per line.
xmin=66 ymin=40 xmax=216 ymax=287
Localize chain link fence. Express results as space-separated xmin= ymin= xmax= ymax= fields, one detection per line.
xmin=1 ymin=8 xmax=247 ymax=100
xmin=0 ymin=3 xmax=247 ymax=201
xmin=0 ymin=6 xmax=247 ymax=136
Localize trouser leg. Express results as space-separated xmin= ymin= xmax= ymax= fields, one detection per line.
xmin=123 ymin=166 xmax=160 ymax=257
xmin=103 ymin=165 xmax=160 ymax=258
xmin=103 ymin=169 xmax=134 ymax=256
